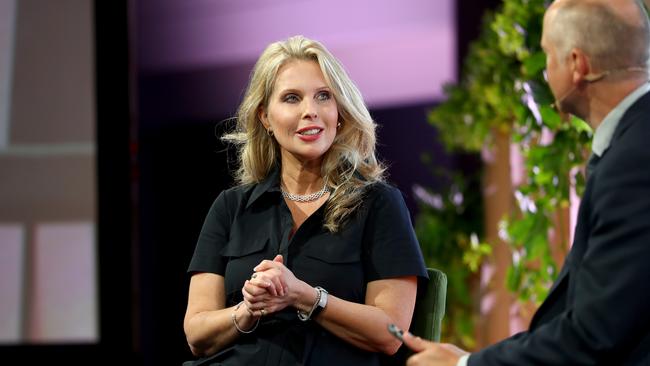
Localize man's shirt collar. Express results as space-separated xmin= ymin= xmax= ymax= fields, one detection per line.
xmin=592 ymin=82 xmax=650 ymax=156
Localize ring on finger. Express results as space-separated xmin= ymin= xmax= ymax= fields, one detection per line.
xmin=251 ymin=273 xmax=257 ymax=279
xmin=260 ymin=308 xmax=267 ymax=317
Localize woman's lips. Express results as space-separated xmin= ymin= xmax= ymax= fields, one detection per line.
xmin=296 ymin=127 xmax=323 ymax=141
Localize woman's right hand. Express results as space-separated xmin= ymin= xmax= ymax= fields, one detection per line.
xmin=241 ymin=255 xmax=286 ymax=316
xmin=242 ymin=255 xmax=316 ymax=316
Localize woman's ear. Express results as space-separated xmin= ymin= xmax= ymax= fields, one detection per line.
xmin=258 ymin=107 xmax=270 ymax=130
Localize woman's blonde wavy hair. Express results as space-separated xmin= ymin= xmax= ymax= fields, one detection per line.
xmin=223 ymin=35 xmax=385 ymax=232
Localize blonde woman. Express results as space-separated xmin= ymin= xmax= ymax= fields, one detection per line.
xmin=183 ymin=35 xmax=427 ymax=366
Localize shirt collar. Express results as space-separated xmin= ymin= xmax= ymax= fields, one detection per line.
xmin=592 ymin=82 xmax=650 ymax=156
xmin=246 ymin=165 xmax=281 ymax=209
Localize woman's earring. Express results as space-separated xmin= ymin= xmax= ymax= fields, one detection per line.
xmin=336 ymin=122 xmax=342 ymax=129
xmin=267 ymin=128 xmax=274 ymax=137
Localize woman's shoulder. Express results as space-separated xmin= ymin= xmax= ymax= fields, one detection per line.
xmin=221 ymin=182 xmax=255 ymax=196
xmin=364 ymin=181 xmax=405 ymax=200
xmin=357 ymin=181 xmax=410 ymax=215
xmin=210 ymin=183 xmax=258 ymax=209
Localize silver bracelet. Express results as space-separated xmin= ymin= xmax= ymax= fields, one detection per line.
xmin=232 ymin=301 xmax=260 ymax=334
xmin=297 ymin=287 xmax=322 ymax=321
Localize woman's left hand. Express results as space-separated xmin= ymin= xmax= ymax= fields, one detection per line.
xmin=243 ymin=254 xmax=304 ymax=316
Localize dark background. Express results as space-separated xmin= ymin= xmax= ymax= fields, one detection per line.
xmin=1 ymin=0 xmax=499 ymax=364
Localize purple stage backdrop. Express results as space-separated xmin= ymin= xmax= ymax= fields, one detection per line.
xmin=136 ymin=0 xmax=456 ymax=109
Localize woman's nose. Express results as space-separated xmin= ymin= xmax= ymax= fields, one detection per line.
xmin=301 ymin=99 xmax=318 ymax=120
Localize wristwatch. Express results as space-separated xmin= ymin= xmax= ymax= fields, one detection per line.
xmin=297 ymin=286 xmax=329 ymax=321
xmin=311 ymin=286 xmax=328 ymax=318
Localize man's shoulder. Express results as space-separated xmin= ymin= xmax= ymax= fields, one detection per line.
xmin=622 ymin=90 xmax=650 ymax=124
xmin=612 ymin=91 xmax=650 ymax=148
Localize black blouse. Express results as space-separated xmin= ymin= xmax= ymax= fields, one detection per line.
xmin=187 ymin=168 xmax=428 ymax=366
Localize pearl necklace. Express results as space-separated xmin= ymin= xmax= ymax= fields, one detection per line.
xmin=281 ymin=183 xmax=330 ymax=202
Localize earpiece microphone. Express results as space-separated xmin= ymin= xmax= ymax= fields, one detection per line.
xmin=551 ymin=85 xmax=577 ymax=111
xmin=551 ymin=66 xmax=648 ymax=111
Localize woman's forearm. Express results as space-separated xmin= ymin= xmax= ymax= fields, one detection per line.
xmin=314 ymin=296 xmax=404 ymax=354
xmin=184 ymin=303 xmax=259 ymax=357
xmin=312 ymin=278 xmax=417 ymax=355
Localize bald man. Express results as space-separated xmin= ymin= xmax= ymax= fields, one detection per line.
xmin=402 ymin=0 xmax=650 ymax=365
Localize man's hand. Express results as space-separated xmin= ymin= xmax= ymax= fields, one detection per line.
xmin=402 ymin=331 xmax=469 ymax=366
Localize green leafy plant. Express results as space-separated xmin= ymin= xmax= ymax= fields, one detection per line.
xmin=416 ymin=0 xmax=593 ymax=338
xmin=413 ymin=163 xmax=491 ymax=349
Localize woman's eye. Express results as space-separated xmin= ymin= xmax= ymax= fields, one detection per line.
xmin=283 ymin=94 xmax=299 ymax=103
xmin=316 ymin=91 xmax=331 ymax=101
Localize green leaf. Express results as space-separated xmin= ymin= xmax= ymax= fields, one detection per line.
xmin=522 ymin=51 xmax=546 ymax=76
xmin=539 ymin=105 xmax=562 ymax=130
xmin=571 ymin=116 xmax=593 ymax=134
xmin=506 ymin=262 xmax=522 ymax=292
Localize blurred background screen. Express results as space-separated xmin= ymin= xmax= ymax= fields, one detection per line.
xmin=0 ymin=0 xmax=97 ymax=345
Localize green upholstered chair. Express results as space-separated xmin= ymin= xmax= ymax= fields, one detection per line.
xmin=410 ymin=267 xmax=448 ymax=342
xmin=380 ymin=267 xmax=448 ymax=366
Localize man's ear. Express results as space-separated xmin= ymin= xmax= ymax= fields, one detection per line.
xmin=570 ymin=48 xmax=591 ymax=83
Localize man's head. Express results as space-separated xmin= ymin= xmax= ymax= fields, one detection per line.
xmin=541 ymin=0 xmax=650 ymax=118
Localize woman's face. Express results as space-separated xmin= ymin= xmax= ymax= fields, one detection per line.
xmin=260 ymin=59 xmax=339 ymax=166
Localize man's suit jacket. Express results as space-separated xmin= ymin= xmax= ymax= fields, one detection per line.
xmin=469 ymin=91 xmax=650 ymax=365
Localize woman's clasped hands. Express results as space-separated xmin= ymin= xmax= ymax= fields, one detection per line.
xmin=242 ymin=254 xmax=312 ymax=318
